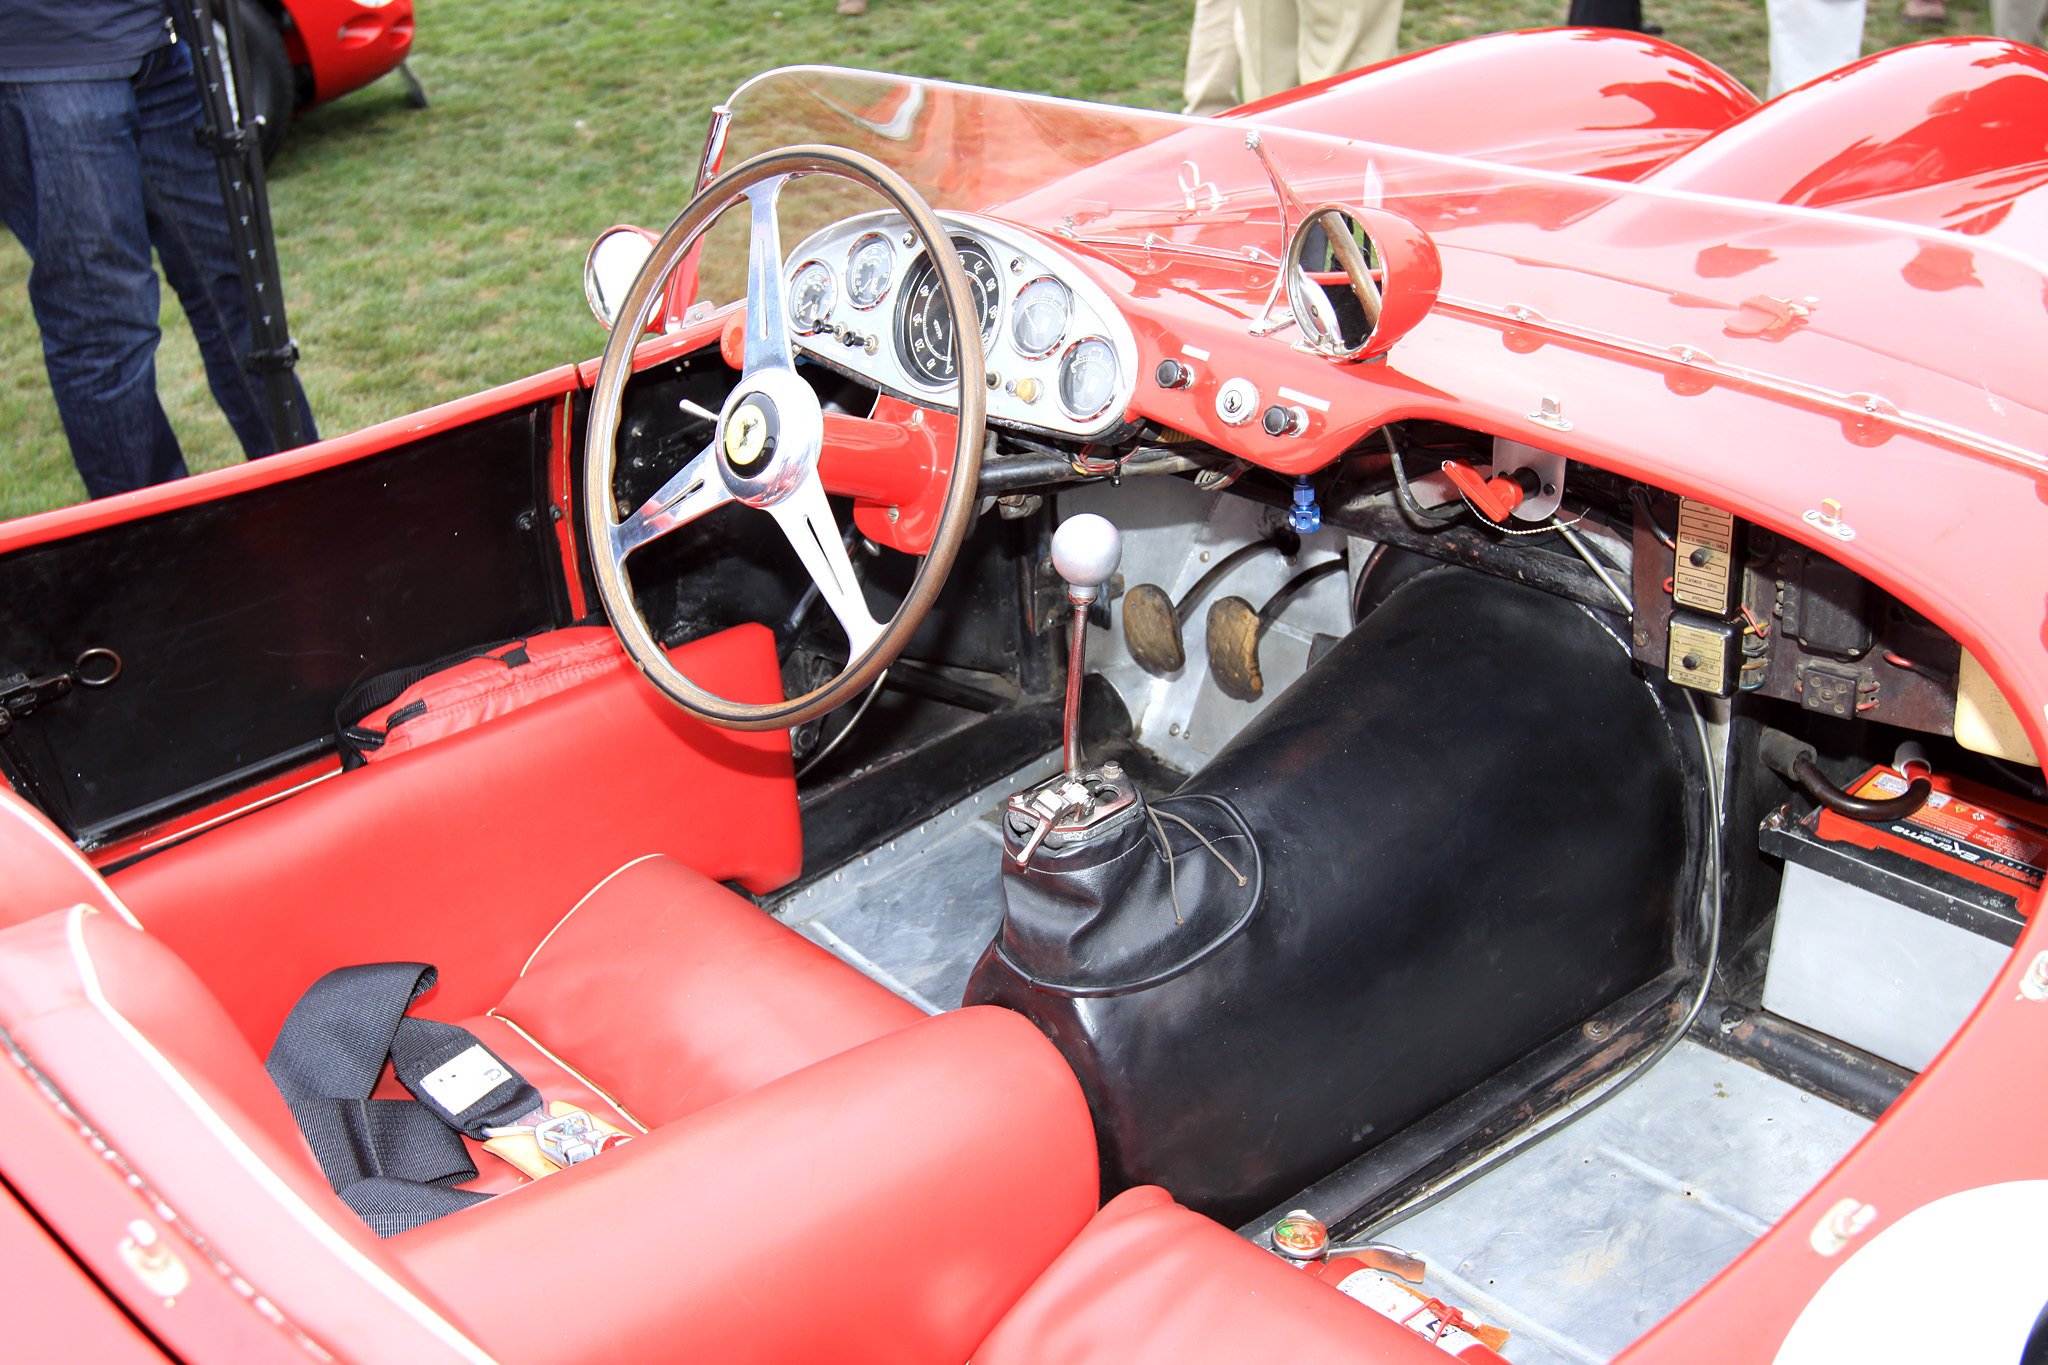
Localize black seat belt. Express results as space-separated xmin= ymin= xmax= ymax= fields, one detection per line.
xmin=265 ymin=962 xmax=541 ymax=1237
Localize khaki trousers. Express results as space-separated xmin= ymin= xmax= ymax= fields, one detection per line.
xmin=1183 ymin=0 xmax=1244 ymax=115
xmin=1234 ymin=0 xmax=1404 ymax=104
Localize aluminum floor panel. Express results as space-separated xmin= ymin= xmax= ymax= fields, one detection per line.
xmin=1375 ymin=1041 xmax=1870 ymax=1365
xmin=773 ymin=753 xmax=1057 ymax=1013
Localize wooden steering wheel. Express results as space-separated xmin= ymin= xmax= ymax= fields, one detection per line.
xmin=583 ymin=146 xmax=986 ymax=730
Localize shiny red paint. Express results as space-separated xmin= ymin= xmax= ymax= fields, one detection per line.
xmin=1238 ymin=28 xmax=1759 ymax=181
xmin=284 ymin=0 xmax=415 ymax=107
xmin=1642 ymin=36 xmax=2048 ymax=248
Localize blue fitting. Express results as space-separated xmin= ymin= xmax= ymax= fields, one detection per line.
xmin=1289 ymin=476 xmax=1321 ymax=534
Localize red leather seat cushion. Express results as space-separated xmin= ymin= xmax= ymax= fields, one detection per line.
xmin=392 ymin=1006 xmax=1102 ymax=1365
xmin=491 ymin=854 xmax=924 ymax=1130
xmin=972 ymin=1187 xmax=1458 ymax=1365
xmin=110 ymin=623 xmax=803 ymax=1051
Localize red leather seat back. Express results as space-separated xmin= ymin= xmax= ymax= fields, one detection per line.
xmin=109 ymin=623 xmax=802 ymax=1050
xmin=972 ymin=1187 xmax=1460 ymax=1365
xmin=391 ymin=1006 xmax=1102 ymax=1365
xmin=493 ymin=855 xmax=923 ymax=1128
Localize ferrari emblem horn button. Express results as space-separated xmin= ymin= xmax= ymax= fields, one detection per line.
xmin=722 ymin=395 xmax=779 ymax=474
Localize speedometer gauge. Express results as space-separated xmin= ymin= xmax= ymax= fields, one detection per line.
xmin=1010 ymin=277 xmax=1070 ymax=357
xmin=1058 ymin=336 xmax=1120 ymax=420
xmin=788 ymin=260 xmax=835 ymax=334
xmin=896 ymin=237 xmax=1001 ymax=385
xmin=846 ymin=233 xmax=895 ymax=308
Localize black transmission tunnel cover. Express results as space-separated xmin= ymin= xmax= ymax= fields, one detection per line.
xmin=966 ymin=565 xmax=1688 ymax=1226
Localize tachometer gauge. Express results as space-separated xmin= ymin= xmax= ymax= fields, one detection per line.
xmin=788 ymin=260 xmax=835 ymax=334
xmin=1010 ymin=277 xmax=1070 ymax=358
xmin=896 ymin=237 xmax=1002 ymax=385
xmin=1058 ymin=336 xmax=1120 ymax=420
xmin=846 ymin=233 xmax=895 ymax=309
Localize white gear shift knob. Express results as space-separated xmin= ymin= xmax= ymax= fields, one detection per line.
xmin=1052 ymin=513 xmax=1123 ymax=604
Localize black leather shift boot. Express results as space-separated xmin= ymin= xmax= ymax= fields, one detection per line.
xmin=993 ymin=788 xmax=1262 ymax=997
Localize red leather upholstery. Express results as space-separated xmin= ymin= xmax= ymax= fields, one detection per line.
xmin=0 ymin=858 xmax=1101 ymax=1365
xmin=0 ymin=903 xmax=496 ymax=1364
xmin=111 ymin=623 xmax=803 ymax=1050
xmin=972 ymin=1187 xmax=1459 ymax=1365
xmin=392 ymin=1006 xmax=1101 ymax=1365
xmin=490 ymin=854 xmax=923 ymax=1129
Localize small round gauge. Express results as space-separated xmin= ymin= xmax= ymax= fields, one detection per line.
xmin=1058 ymin=337 xmax=1120 ymax=421
xmin=896 ymin=237 xmax=1002 ymax=385
xmin=1010 ymin=276 xmax=1071 ymax=358
xmin=846 ymin=232 xmax=895 ymax=309
xmin=788 ymin=260 xmax=835 ymax=334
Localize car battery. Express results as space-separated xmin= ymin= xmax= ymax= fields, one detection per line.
xmin=1759 ymin=766 xmax=2045 ymax=1072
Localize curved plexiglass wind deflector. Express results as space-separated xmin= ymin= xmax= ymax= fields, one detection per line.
xmin=713 ymin=65 xmax=2048 ymax=478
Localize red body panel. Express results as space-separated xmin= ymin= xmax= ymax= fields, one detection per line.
xmin=1239 ymin=28 xmax=1758 ymax=181
xmin=0 ymin=1179 xmax=174 ymax=1364
xmin=284 ymin=0 xmax=415 ymax=107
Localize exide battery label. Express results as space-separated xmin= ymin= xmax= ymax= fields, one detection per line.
xmin=1856 ymin=771 xmax=2048 ymax=890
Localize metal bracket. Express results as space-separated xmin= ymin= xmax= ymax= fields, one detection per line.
xmin=0 ymin=649 xmax=121 ymax=736
xmin=1491 ymin=438 xmax=1566 ymax=522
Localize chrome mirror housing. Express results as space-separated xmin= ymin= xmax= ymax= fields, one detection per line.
xmin=1284 ymin=205 xmax=1440 ymax=362
xmin=583 ymin=225 xmax=659 ymax=330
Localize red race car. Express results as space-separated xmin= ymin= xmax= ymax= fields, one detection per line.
xmin=229 ymin=0 xmax=419 ymax=161
xmin=5 ymin=31 xmax=2048 ymax=1365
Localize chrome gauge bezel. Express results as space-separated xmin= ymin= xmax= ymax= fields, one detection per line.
xmin=1057 ymin=335 xmax=1120 ymax=421
xmin=780 ymin=209 xmax=1138 ymax=439
xmin=1009 ymin=275 xmax=1072 ymax=359
xmin=788 ymin=259 xmax=837 ymax=335
xmin=845 ymin=231 xmax=896 ymax=310
xmin=895 ymin=235 xmax=1003 ymax=389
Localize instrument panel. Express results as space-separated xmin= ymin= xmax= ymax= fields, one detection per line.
xmin=782 ymin=211 xmax=1139 ymax=439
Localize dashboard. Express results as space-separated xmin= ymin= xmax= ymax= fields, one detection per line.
xmin=782 ymin=211 xmax=1140 ymax=440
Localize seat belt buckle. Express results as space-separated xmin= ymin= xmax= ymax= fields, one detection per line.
xmin=534 ymin=1108 xmax=628 ymax=1168
xmin=481 ymin=1101 xmax=630 ymax=1181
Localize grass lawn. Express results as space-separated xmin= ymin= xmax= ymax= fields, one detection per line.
xmin=0 ymin=0 xmax=1996 ymax=520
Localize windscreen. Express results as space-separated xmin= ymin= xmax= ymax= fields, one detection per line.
xmin=716 ymin=66 xmax=2048 ymax=475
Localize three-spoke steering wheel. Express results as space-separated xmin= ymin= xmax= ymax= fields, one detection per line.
xmin=584 ymin=147 xmax=986 ymax=730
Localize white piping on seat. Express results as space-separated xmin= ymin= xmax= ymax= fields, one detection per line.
xmin=481 ymin=1009 xmax=649 ymax=1134
xmin=5 ymin=803 xmax=143 ymax=929
xmin=63 ymin=905 xmax=500 ymax=1365
xmin=515 ymin=852 xmax=665 ymax=977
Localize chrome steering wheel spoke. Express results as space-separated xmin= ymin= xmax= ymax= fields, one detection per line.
xmin=741 ymin=177 xmax=797 ymax=377
xmin=769 ymin=473 xmax=884 ymax=655
xmin=612 ymin=442 xmax=734 ymax=558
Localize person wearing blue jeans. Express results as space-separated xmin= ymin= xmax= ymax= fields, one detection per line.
xmin=0 ymin=1 xmax=316 ymax=500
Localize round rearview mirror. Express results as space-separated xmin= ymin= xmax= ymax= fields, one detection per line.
xmin=1284 ymin=206 xmax=1440 ymax=362
xmin=583 ymin=225 xmax=659 ymax=330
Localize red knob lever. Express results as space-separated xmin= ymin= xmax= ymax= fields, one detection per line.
xmin=1440 ymin=459 xmax=1528 ymax=523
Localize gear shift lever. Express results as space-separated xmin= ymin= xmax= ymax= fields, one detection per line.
xmin=1051 ymin=513 xmax=1122 ymax=775
xmin=1003 ymin=513 xmax=1135 ymax=869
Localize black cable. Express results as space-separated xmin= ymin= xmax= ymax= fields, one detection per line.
xmin=1792 ymin=754 xmax=1931 ymax=822
xmin=1384 ymin=426 xmax=1463 ymax=528
xmin=1630 ymin=486 xmax=1676 ymax=550
xmin=1987 ymin=756 xmax=2048 ymax=803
